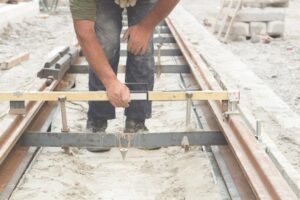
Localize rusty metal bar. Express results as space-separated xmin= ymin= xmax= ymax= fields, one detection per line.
xmin=0 ymin=79 xmax=59 ymax=166
xmin=165 ymin=17 xmax=297 ymax=199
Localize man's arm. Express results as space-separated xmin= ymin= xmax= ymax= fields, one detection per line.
xmin=124 ymin=0 xmax=180 ymax=55
xmin=74 ymin=20 xmax=130 ymax=107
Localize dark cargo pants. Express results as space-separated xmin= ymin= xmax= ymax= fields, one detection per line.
xmin=88 ymin=0 xmax=156 ymax=121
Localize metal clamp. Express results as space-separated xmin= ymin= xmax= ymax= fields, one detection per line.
xmin=222 ymin=90 xmax=240 ymax=118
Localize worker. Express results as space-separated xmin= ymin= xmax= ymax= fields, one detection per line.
xmin=70 ymin=0 xmax=179 ymax=152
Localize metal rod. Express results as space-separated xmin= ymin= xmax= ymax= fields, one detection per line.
xmin=156 ymin=43 xmax=162 ymax=79
xmin=58 ymin=96 xmax=70 ymax=154
xmin=186 ymin=91 xmax=193 ymax=127
xmin=256 ymin=120 xmax=262 ymax=142
xmin=69 ymin=64 xmax=190 ymax=74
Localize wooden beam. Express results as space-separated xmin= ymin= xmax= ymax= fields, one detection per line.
xmin=148 ymin=91 xmax=229 ymax=101
xmin=1 ymin=52 xmax=30 ymax=70
xmin=0 ymin=90 xmax=231 ymax=101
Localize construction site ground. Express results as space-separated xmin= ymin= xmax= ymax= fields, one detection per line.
xmin=0 ymin=0 xmax=299 ymax=199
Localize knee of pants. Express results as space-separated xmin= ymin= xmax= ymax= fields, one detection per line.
xmin=89 ymin=69 xmax=105 ymax=91
xmin=96 ymin=33 xmax=121 ymax=61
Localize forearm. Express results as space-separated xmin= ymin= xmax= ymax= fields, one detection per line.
xmin=74 ymin=21 xmax=117 ymax=88
xmin=139 ymin=0 xmax=179 ymax=30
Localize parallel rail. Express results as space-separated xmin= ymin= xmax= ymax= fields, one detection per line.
xmin=0 ymin=16 xmax=297 ymax=199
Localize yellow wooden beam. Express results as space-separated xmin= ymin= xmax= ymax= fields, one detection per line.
xmin=148 ymin=91 xmax=229 ymax=101
xmin=0 ymin=90 xmax=231 ymax=101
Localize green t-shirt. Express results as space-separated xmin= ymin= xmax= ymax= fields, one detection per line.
xmin=69 ymin=0 xmax=96 ymax=21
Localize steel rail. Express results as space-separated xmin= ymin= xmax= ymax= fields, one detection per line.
xmin=0 ymin=76 xmax=75 ymax=196
xmin=0 ymin=79 xmax=59 ymax=166
xmin=165 ymin=17 xmax=297 ymax=199
xmin=0 ymin=18 xmax=296 ymax=199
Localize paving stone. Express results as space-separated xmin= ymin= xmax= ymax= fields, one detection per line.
xmin=223 ymin=7 xmax=286 ymax=22
xmin=232 ymin=22 xmax=250 ymax=37
xmin=267 ymin=20 xmax=285 ymax=36
xmin=250 ymin=22 xmax=267 ymax=35
xmin=223 ymin=0 xmax=289 ymax=7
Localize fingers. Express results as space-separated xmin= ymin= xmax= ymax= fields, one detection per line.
xmin=108 ymin=85 xmax=130 ymax=108
xmin=125 ymin=25 xmax=149 ymax=55
xmin=128 ymin=38 xmax=143 ymax=55
xmin=140 ymin=45 xmax=148 ymax=55
xmin=121 ymin=87 xmax=130 ymax=108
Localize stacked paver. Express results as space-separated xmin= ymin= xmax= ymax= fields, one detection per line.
xmin=223 ymin=0 xmax=289 ymax=39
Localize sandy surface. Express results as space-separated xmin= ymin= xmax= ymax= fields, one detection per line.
xmin=9 ymin=74 xmax=219 ymax=200
xmin=0 ymin=8 xmax=75 ymax=118
xmin=181 ymin=0 xmax=300 ymax=115
xmin=1 ymin=0 xmax=300 ymax=199
xmin=0 ymin=7 xmax=219 ymax=199
xmin=180 ymin=0 xmax=300 ymax=172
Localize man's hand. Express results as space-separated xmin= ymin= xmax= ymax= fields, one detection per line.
xmin=123 ymin=24 xmax=153 ymax=55
xmin=106 ymin=80 xmax=131 ymax=107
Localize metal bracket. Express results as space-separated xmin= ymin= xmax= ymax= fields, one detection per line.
xmin=37 ymin=47 xmax=79 ymax=80
xmin=222 ymin=90 xmax=240 ymax=118
xmin=9 ymin=100 xmax=25 ymax=115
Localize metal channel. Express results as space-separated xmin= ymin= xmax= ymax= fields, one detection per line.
xmin=120 ymin=49 xmax=182 ymax=57
xmin=20 ymin=131 xmax=226 ymax=148
xmin=68 ymin=64 xmax=190 ymax=74
xmin=121 ymin=36 xmax=176 ymax=44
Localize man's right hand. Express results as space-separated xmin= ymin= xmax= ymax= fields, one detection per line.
xmin=106 ymin=80 xmax=130 ymax=108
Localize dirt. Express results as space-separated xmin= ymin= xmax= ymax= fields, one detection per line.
xmin=0 ymin=6 xmax=219 ymax=199
xmin=1 ymin=0 xmax=300 ymax=199
xmin=181 ymin=0 xmax=300 ymax=115
xmin=9 ymin=73 xmax=219 ymax=200
xmin=180 ymin=0 xmax=300 ymax=173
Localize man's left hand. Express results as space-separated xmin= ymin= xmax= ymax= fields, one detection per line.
xmin=123 ymin=24 xmax=153 ymax=56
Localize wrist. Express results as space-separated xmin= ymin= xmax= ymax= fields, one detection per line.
xmin=104 ymin=77 xmax=119 ymax=90
xmin=138 ymin=19 xmax=155 ymax=33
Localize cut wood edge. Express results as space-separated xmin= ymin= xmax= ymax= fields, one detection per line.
xmin=1 ymin=52 xmax=30 ymax=70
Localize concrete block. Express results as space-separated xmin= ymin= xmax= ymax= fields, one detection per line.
xmin=267 ymin=20 xmax=285 ymax=36
xmin=250 ymin=22 xmax=267 ymax=35
xmin=223 ymin=7 xmax=286 ymax=22
xmin=223 ymin=0 xmax=289 ymax=7
xmin=0 ymin=1 xmax=39 ymax=31
xmin=232 ymin=22 xmax=250 ymax=37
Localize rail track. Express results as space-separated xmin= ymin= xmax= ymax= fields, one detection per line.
xmin=0 ymin=15 xmax=298 ymax=199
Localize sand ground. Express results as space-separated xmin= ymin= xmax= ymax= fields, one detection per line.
xmin=8 ymin=73 xmax=219 ymax=200
xmin=0 ymin=0 xmax=299 ymax=199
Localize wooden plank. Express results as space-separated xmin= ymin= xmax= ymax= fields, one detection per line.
xmin=1 ymin=52 xmax=29 ymax=70
xmin=148 ymin=91 xmax=229 ymax=101
xmin=0 ymin=90 xmax=230 ymax=101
